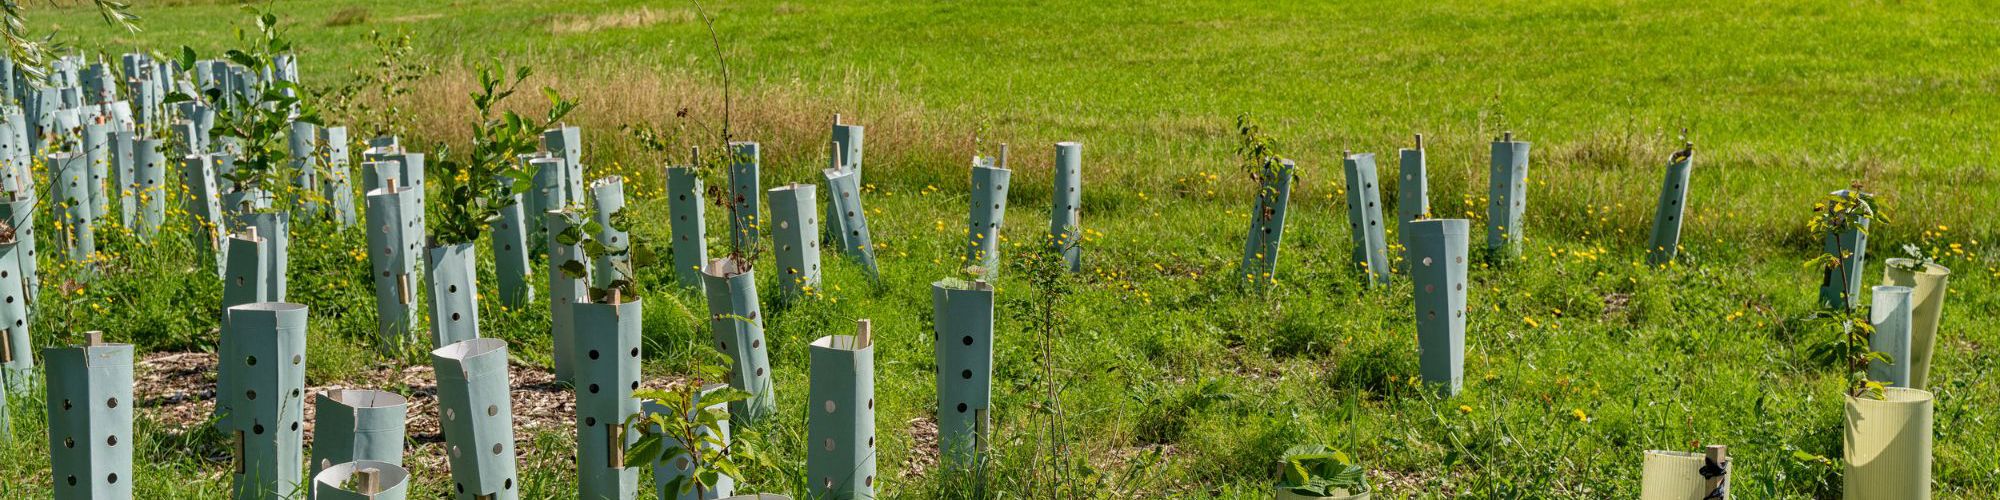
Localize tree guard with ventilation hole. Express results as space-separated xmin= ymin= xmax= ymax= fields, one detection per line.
xmin=544 ymin=126 xmax=585 ymax=204
xmin=52 ymin=152 xmax=95 ymax=265
xmin=589 ymin=176 xmax=629 ymax=290
xmin=1409 ymin=219 xmax=1468 ymax=395
xmin=966 ymin=152 xmax=1011 ymax=272
xmin=767 ymin=183 xmax=821 ymax=302
xmin=574 ymin=297 xmax=643 ymax=499
xmin=728 ymin=142 xmax=762 ymax=251
xmin=667 ymin=166 xmax=709 ymax=290
xmin=0 ymin=239 xmax=30 ymax=397
xmin=492 ymin=176 xmax=534 ymax=308
xmin=427 ymin=243 xmax=483 ymax=349
xmin=289 ymin=120 xmax=321 ymax=221
xmin=308 ymin=389 xmax=409 ymax=499
xmin=432 ymin=338 xmax=521 ymax=500
xmin=525 ymin=154 xmax=564 ymax=256
xmin=180 ymin=153 xmax=227 ymax=277
xmin=806 ymin=326 xmax=877 ymax=500
xmin=319 ymin=126 xmax=356 ymax=227
xmin=230 ymin=211 xmax=290 ymax=302
xmin=1050 ymin=142 xmax=1082 ymax=272
xmin=134 ymin=137 xmax=168 ymax=238
xmin=222 ymin=302 xmax=310 ymax=500
xmin=1395 ymin=139 xmax=1429 ymax=274
xmin=221 ymin=231 xmax=272 ymax=313
xmin=932 ymin=280 xmax=993 ymax=469
xmin=546 ymin=208 xmax=589 ymax=384
xmin=1238 ymin=159 xmax=1294 ymax=287
xmin=702 ymin=257 xmax=776 ymax=424
xmin=44 ymin=338 xmax=133 ymax=500
xmin=822 ymin=166 xmax=878 ymax=279
xmin=1645 ymin=149 xmax=1694 ymax=266
xmin=1485 ymin=133 xmax=1530 ymax=259
xmin=0 ymin=191 xmax=37 ymax=304
xmin=1343 ymin=152 xmax=1391 ymax=286
xmin=365 ymin=184 xmax=423 ymax=349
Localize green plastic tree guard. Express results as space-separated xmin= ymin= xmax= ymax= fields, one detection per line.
xmin=383 ymin=152 xmax=426 ymax=239
xmin=806 ymin=324 xmax=876 ymax=500
xmin=0 ymin=191 xmax=36 ymax=303
xmin=1818 ymin=190 xmax=1870 ymax=310
xmin=546 ymin=209 xmax=588 ymax=384
xmin=222 ymin=231 xmax=273 ymax=312
xmin=1868 ymin=285 xmax=1914 ymax=388
xmin=223 ymin=302 xmax=310 ymax=500
xmin=182 ymin=153 xmax=227 ymax=277
xmin=427 ymin=243 xmax=482 ymax=349
xmin=289 ymin=120 xmax=321 ymax=221
xmin=491 ymin=193 xmax=533 ymax=308
xmin=360 ymin=158 xmax=401 ymax=193
xmin=588 ymin=177 xmax=629 ymax=290
xmin=966 ymin=152 xmax=1011 ymax=272
xmin=1050 ymin=142 xmax=1082 ymax=272
xmin=431 ymin=338 xmax=521 ymax=500
xmin=112 ymin=130 xmax=136 ymax=227
xmin=52 ymin=152 xmax=96 ymax=264
xmin=728 ymin=142 xmax=761 ymax=250
xmin=574 ymin=298 xmax=642 ymax=499
xmin=645 ymin=384 xmax=734 ymax=500
xmin=544 ymin=126 xmax=585 ymax=204
xmin=319 ymin=126 xmax=356 ymax=227
xmin=0 ymin=239 xmax=29 ymax=396
xmin=932 ymin=280 xmax=993 ymax=468
xmin=1238 ymin=159 xmax=1295 ymax=287
xmin=822 ymin=166 xmax=878 ymax=279
xmin=365 ymin=184 xmax=422 ymax=348
xmin=83 ymin=120 xmax=111 ymax=221
xmin=1883 ymin=259 xmax=1949 ymax=389
xmin=527 ymin=155 xmax=565 ymax=254
xmin=1409 ymin=219 xmax=1468 ymax=395
xmin=832 ymin=115 xmax=865 ymax=184
xmin=767 ymin=183 xmax=820 ymax=302
xmin=1343 ymin=152 xmax=1390 ymax=286
xmin=1486 ymin=133 xmax=1530 ymax=259
xmin=312 ymin=461 xmax=409 ymax=500
xmin=702 ymin=257 xmax=776 ymax=423
xmin=1396 ymin=138 xmax=1429 ymax=273
xmin=308 ymin=389 xmax=408 ymax=497
xmin=135 ymin=137 xmax=168 ymax=238
xmin=667 ymin=166 xmax=709 ymax=290
xmin=1645 ymin=148 xmax=1694 ymax=266
xmin=44 ymin=337 xmax=133 ymax=500
xmin=232 ymin=211 xmax=291 ymax=302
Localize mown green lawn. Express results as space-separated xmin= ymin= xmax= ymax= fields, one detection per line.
xmin=1 ymin=0 xmax=1995 ymax=498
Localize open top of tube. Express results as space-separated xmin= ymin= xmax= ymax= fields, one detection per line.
xmin=227 ymin=301 xmax=307 ymax=313
xmin=432 ymin=337 xmax=507 ymax=361
xmin=812 ymin=334 xmax=869 ymax=352
xmin=704 ymin=255 xmax=752 ymax=278
xmin=326 ymin=388 xmax=409 ymax=409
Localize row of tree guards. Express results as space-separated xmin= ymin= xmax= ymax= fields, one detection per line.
xmin=0 ymin=49 xmax=1959 ymax=499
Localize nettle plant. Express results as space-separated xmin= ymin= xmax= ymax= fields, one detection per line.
xmin=431 ymin=61 xmax=577 ymax=246
xmin=1277 ymin=444 xmax=1369 ymax=497
xmin=623 ymin=351 xmax=764 ymax=497
xmin=164 ymin=7 xmax=320 ymax=209
xmin=1803 ymin=187 xmax=1888 ymax=398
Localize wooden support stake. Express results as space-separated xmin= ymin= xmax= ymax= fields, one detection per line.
xmin=1 ymin=330 xmax=11 ymax=363
xmin=855 ymin=319 xmax=872 ymax=349
xmin=397 ymin=275 xmax=410 ymax=305
xmin=997 ymin=143 xmax=1009 ymax=169
xmin=356 ymin=467 xmax=381 ymax=495
xmin=974 ymin=408 xmax=989 ymax=454
xmin=385 ymin=177 xmax=397 ymax=192
xmin=1503 ymin=130 xmax=1513 ymax=142
xmin=606 ymin=423 xmax=625 ymax=467
xmin=1703 ymin=444 xmax=1730 ymax=499
xmin=1415 ymin=133 xmax=1424 ymax=149
xmin=233 ymin=431 xmax=246 ymax=474
xmin=86 ymin=330 xmax=103 ymax=346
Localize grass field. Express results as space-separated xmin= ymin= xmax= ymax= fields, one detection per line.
xmin=0 ymin=0 xmax=1995 ymax=498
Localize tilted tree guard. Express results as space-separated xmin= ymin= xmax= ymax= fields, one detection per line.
xmin=1409 ymin=219 xmax=1469 ymax=395
xmin=822 ymin=166 xmax=878 ymax=279
xmin=702 ymin=257 xmax=776 ymax=424
xmin=1645 ymin=147 xmax=1694 ymax=266
xmin=1342 ymin=152 xmax=1390 ymax=286
xmin=806 ymin=321 xmax=877 ymax=500
xmin=1239 ymin=159 xmax=1294 ymax=287
xmin=1818 ymin=190 xmax=1870 ymax=310
xmin=767 ymin=183 xmax=821 ymax=302
xmin=432 ymin=338 xmax=521 ymax=500
xmin=44 ymin=334 xmax=133 ymax=500
xmin=222 ymin=302 xmax=310 ymax=500
xmin=181 ymin=153 xmax=227 ymax=277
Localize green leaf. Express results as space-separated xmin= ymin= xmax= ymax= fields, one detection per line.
xmin=559 ymin=259 xmax=589 ymax=279
xmin=624 ymin=434 xmax=664 ymax=468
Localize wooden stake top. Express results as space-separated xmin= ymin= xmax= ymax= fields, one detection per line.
xmin=855 ymin=319 xmax=872 ymax=349
xmin=86 ymin=331 xmax=103 ymax=346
